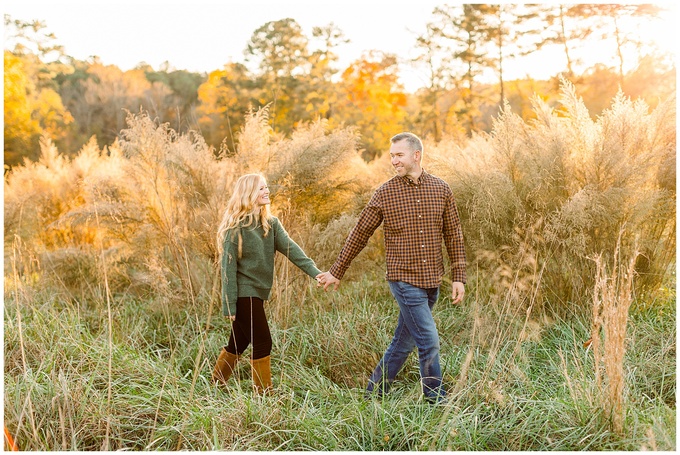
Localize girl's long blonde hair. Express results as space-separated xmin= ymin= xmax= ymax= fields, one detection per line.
xmin=217 ymin=173 xmax=272 ymax=258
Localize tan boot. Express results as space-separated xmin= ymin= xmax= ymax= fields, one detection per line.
xmin=251 ymin=355 xmax=272 ymax=394
xmin=212 ymin=348 xmax=240 ymax=385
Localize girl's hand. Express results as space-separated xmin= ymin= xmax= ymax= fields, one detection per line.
xmin=227 ymin=315 xmax=236 ymax=321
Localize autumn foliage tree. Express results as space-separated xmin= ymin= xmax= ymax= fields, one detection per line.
xmin=4 ymin=50 xmax=73 ymax=168
xmin=4 ymin=16 xmax=74 ymax=167
xmin=4 ymin=51 xmax=42 ymax=166
xmin=196 ymin=62 xmax=255 ymax=152
xmin=3 ymin=9 xmax=674 ymax=168
xmin=331 ymin=51 xmax=408 ymax=160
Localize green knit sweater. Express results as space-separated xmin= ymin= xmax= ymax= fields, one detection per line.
xmin=221 ymin=216 xmax=321 ymax=316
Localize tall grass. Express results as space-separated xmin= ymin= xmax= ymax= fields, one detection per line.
xmin=4 ymin=81 xmax=674 ymax=316
xmin=4 ymin=80 xmax=675 ymax=450
xmin=3 ymin=265 xmax=674 ymax=450
xmin=427 ymin=79 xmax=675 ymax=315
xmin=591 ymin=235 xmax=640 ymax=435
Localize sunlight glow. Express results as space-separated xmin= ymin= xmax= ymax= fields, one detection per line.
xmin=643 ymin=4 xmax=676 ymax=57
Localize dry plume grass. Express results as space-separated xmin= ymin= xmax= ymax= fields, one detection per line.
xmin=428 ymin=79 xmax=675 ymax=315
xmin=591 ymin=234 xmax=639 ymax=434
xmin=4 ymin=107 xmax=376 ymax=313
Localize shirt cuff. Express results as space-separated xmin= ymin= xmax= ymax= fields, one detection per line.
xmin=451 ymin=266 xmax=467 ymax=284
xmin=328 ymin=263 xmax=346 ymax=280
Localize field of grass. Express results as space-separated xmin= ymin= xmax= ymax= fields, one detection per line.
xmin=4 ymin=79 xmax=675 ymax=451
xmin=3 ymin=275 xmax=675 ymax=451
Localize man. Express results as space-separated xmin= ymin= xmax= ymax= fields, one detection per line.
xmin=317 ymin=132 xmax=466 ymax=403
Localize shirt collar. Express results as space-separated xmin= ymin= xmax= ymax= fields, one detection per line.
xmin=400 ymin=169 xmax=428 ymax=186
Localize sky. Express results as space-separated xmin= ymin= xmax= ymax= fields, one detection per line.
xmin=4 ymin=0 xmax=451 ymax=91
xmin=3 ymin=1 xmax=678 ymax=92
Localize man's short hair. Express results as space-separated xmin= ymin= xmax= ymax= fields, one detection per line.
xmin=391 ymin=132 xmax=423 ymax=154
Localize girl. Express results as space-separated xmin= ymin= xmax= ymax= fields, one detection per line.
xmin=212 ymin=173 xmax=322 ymax=393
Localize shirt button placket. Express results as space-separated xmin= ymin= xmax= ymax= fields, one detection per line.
xmin=415 ymin=184 xmax=425 ymax=265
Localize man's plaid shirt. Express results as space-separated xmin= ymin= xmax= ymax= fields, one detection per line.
xmin=329 ymin=170 xmax=467 ymax=288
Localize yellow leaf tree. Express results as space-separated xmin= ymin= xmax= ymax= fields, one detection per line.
xmin=331 ymin=51 xmax=408 ymax=161
xmin=4 ymin=51 xmax=42 ymax=166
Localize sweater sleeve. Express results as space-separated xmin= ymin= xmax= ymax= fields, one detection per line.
xmin=273 ymin=219 xmax=322 ymax=278
xmin=221 ymin=230 xmax=239 ymax=317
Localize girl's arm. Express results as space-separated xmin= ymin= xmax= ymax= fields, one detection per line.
xmin=221 ymin=230 xmax=239 ymax=317
xmin=273 ymin=219 xmax=322 ymax=278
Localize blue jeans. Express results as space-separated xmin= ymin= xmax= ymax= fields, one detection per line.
xmin=366 ymin=281 xmax=445 ymax=402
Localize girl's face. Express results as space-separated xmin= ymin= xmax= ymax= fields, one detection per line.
xmin=256 ymin=178 xmax=270 ymax=206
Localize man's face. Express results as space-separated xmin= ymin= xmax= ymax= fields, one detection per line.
xmin=390 ymin=140 xmax=419 ymax=179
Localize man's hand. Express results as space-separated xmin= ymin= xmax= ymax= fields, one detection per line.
xmin=451 ymin=282 xmax=465 ymax=305
xmin=316 ymin=271 xmax=340 ymax=291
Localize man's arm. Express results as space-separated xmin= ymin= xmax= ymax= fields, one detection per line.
xmin=320 ymin=190 xmax=384 ymax=291
xmin=327 ymin=191 xmax=384 ymax=282
xmin=442 ymin=189 xmax=467 ymax=303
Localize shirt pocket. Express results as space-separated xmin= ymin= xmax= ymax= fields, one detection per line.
xmin=383 ymin=215 xmax=407 ymax=254
xmin=383 ymin=216 xmax=414 ymax=268
xmin=431 ymin=194 xmax=446 ymax=216
xmin=383 ymin=214 xmax=406 ymax=235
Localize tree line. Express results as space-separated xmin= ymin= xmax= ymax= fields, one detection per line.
xmin=3 ymin=4 xmax=675 ymax=168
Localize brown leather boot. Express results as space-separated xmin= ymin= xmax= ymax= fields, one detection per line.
xmin=212 ymin=348 xmax=240 ymax=385
xmin=251 ymin=355 xmax=272 ymax=394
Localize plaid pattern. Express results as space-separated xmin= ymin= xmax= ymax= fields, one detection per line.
xmin=330 ymin=170 xmax=467 ymax=288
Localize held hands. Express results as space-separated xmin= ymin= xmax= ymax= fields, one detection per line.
xmin=316 ymin=271 xmax=340 ymax=291
xmin=451 ymin=282 xmax=465 ymax=305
